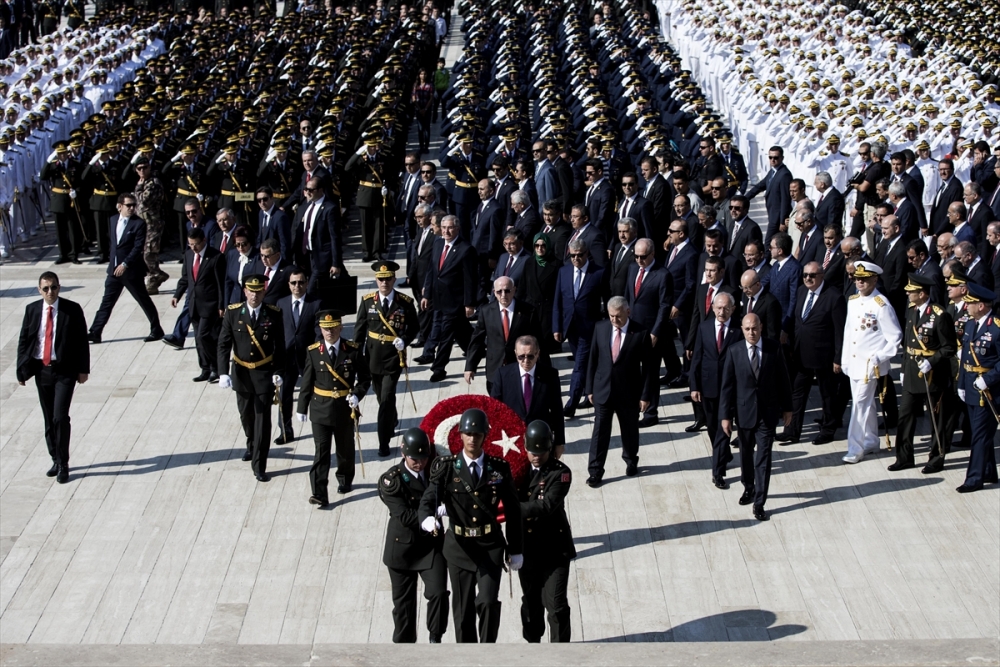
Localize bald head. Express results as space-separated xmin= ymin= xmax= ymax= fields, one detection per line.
xmin=741 ymin=313 xmax=762 ymax=345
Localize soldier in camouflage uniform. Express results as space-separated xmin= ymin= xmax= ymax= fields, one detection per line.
xmin=133 ymin=158 xmax=169 ymax=294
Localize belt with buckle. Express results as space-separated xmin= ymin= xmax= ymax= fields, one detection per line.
xmin=964 ymin=364 xmax=991 ymax=373
xmin=51 ymin=187 xmax=70 ymax=194
xmin=359 ymin=181 xmax=382 ymax=188
xmin=93 ymin=189 xmax=117 ymax=196
xmin=273 ymin=192 xmax=290 ymax=198
xmin=906 ymin=347 xmax=935 ymax=357
xmin=176 ymin=188 xmax=200 ymax=196
xmin=313 ymin=387 xmax=350 ymax=399
xmin=233 ymin=354 xmax=273 ymax=369
xmin=220 ymin=189 xmax=239 ymax=196
xmin=447 ymin=173 xmax=476 ymax=187
xmin=368 ymin=331 xmax=395 ymax=343
xmin=452 ymin=523 xmax=492 ymax=537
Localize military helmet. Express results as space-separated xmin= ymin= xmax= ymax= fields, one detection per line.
xmin=401 ymin=428 xmax=430 ymax=459
xmin=524 ymin=420 xmax=553 ymax=454
xmin=459 ymin=408 xmax=489 ymax=435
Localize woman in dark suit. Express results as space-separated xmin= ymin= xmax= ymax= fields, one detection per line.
xmin=518 ymin=232 xmax=562 ymax=354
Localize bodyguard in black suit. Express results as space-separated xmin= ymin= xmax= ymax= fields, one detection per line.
xmin=255 ymin=187 xmax=292 ymax=258
xmin=490 ymin=336 xmax=566 ymax=456
xmin=16 ymin=272 xmax=90 ymax=483
xmin=172 ymin=228 xmax=225 ymax=381
xmin=874 ymin=216 xmax=909 ymax=323
xmin=469 ymin=181 xmax=505 ymax=292
xmin=88 ymin=195 xmax=164 ymax=344
xmin=378 ymin=429 xmax=449 ymax=643
xmin=617 ymin=173 xmax=654 ymax=239
xmin=292 ymin=178 xmax=343 ymax=293
xmin=639 ymin=160 xmax=672 ymax=259
xmin=928 ymin=162 xmax=964 ymax=236
xmin=910 ymin=240 xmax=946 ymax=305
xmin=605 ymin=219 xmax=638 ymax=297
xmin=745 ymin=147 xmax=793 ymax=243
xmin=584 ymin=298 xmax=656 ymax=485
xmin=465 ymin=278 xmax=541 ymax=393
xmin=252 ymin=240 xmax=298 ymax=306
xmin=583 ymin=159 xmax=617 ymax=239
xmin=726 ymin=197 xmax=763 ymax=263
xmin=625 ymin=239 xmax=673 ymax=426
xmin=739 ymin=268 xmax=783 ymax=341
xmin=563 ymin=205 xmax=608 ymax=267
xmin=891 ymin=188 xmax=921 ymax=244
xmin=275 ymin=270 xmax=321 ymax=443
xmin=778 ymin=262 xmax=847 ymax=445
xmin=689 ymin=292 xmax=742 ymax=487
xmin=719 ymin=314 xmax=793 ymax=521
xmin=793 ymin=211 xmax=825 ymax=266
xmin=813 ymin=179 xmax=846 ymax=232
xmin=409 ymin=210 xmax=436 ymax=344
xmin=662 ymin=222 xmax=700 ymax=380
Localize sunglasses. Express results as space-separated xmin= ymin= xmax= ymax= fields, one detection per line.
xmin=568 ymin=252 xmax=585 ymax=258
xmin=289 ymin=280 xmax=306 ymax=285
xmin=534 ymin=242 xmax=547 ymax=248
xmin=420 ymin=170 xmax=434 ymax=174
xmin=802 ymin=272 xmax=820 ymax=278
xmin=40 ymin=285 xmax=60 ymax=292
xmin=634 ymin=253 xmax=650 ymax=260
xmin=257 ymin=196 xmax=271 ymax=202
xmin=584 ymin=171 xmax=596 ymax=176
xmin=768 ymin=155 xmax=781 ymax=160
xmin=495 ymin=288 xmax=512 ymax=294
xmin=622 ymin=182 xmax=636 ymax=188
xmin=376 ymin=276 xmax=393 ymax=282
xmin=122 ymin=202 xmax=136 ymax=208
xmin=516 ymin=353 xmax=536 ymax=361
xmin=304 ymin=187 xmax=319 ymax=192
xmin=668 ymin=229 xmax=683 ymax=234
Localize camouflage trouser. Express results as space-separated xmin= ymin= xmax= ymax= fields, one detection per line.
xmin=144 ymin=215 xmax=165 ymax=285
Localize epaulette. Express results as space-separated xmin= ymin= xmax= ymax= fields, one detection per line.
xmin=266 ymin=303 xmax=281 ymax=312
xmin=308 ymin=341 xmax=322 ymax=350
xmin=849 ymin=293 xmax=860 ymax=300
xmin=397 ymin=292 xmax=413 ymax=303
xmin=932 ymin=305 xmax=943 ymax=315
xmin=227 ymin=302 xmax=242 ymax=309
xmin=379 ymin=467 xmax=401 ymax=494
xmin=873 ymin=295 xmax=886 ymax=307
xmin=364 ymin=291 xmax=378 ymax=300
xmin=344 ymin=339 xmax=358 ymax=349
xmin=485 ymin=454 xmax=507 ymax=465
xmin=429 ymin=455 xmax=455 ymax=481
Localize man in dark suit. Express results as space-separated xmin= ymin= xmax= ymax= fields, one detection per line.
xmin=282 ymin=150 xmax=331 ymax=213
xmin=465 ymin=277 xmax=541 ymax=393
xmin=292 ymin=177 xmax=343 ymax=294
xmin=965 ymin=182 xmax=996 ymax=247
xmin=987 ymin=167 xmax=1000 ymax=220
xmin=662 ymin=219 xmax=700 ymax=383
xmin=552 ymin=239 xmax=605 ymax=417
xmin=490 ymin=335 xmax=566 ymax=457
xmin=409 ymin=206 xmax=437 ymax=345
xmin=539 ymin=202 xmax=573 ymax=259
xmin=396 ymin=154 xmax=423 ymax=244
xmin=725 ymin=196 xmax=763 ymax=265
xmin=909 ymin=239 xmax=946 ymax=305
xmin=955 ymin=241 xmax=994 ymax=290
xmin=813 ymin=173 xmax=846 ymax=233
xmin=793 ymin=210 xmax=825 ymax=266
xmin=818 ymin=226 xmax=847 ymax=292
xmin=777 ymin=262 xmax=847 ymax=445
xmin=625 ymin=239 xmax=674 ymax=427
xmin=17 ymin=272 xmax=90 ymax=484
xmin=583 ymin=158 xmax=616 ymax=239
xmin=88 ymin=193 xmax=164 ymax=344
xmin=509 ymin=191 xmax=542 ymax=241
xmin=689 ymin=290 xmax=742 ymax=488
xmin=719 ymin=314 xmax=793 ymax=521
xmin=888 ymin=182 xmax=920 ymax=243
xmin=745 ymin=146 xmax=793 ymax=243
xmin=171 ymin=227 xmax=225 ymax=382
xmin=605 ymin=218 xmax=638 ymax=297
xmin=761 ymin=232 xmax=801 ymax=345
xmin=617 ymin=173 xmax=654 ymax=239
xmin=563 ymin=204 xmax=607 ymax=267
xmin=928 ymin=159 xmax=964 ymax=236
xmin=223 ymin=228 xmax=259 ymax=306
xmin=584 ymin=297 xmax=656 ymax=486
xmin=252 ymin=239 xmax=298 ymax=306
xmin=490 ymin=230 xmax=530 ymax=289
xmin=874 ymin=215 xmax=910 ymax=322
xmin=275 ymin=269 xmax=321 ymax=444
xmin=417 ymin=216 xmax=478 ymax=382
xmin=470 ymin=179 xmax=505 ymax=293
xmin=986 ymin=222 xmax=1000 ymax=294
xmin=640 ymin=157 xmax=672 ymax=260
xmin=739 ymin=268 xmax=783 ymax=341
xmin=255 ymin=186 xmax=292 ymax=258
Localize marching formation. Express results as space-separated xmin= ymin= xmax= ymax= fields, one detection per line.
xmin=8 ymin=0 xmax=1000 ymax=646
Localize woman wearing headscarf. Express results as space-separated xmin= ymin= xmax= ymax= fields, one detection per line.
xmin=518 ymin=232 xmax=562 ymax=355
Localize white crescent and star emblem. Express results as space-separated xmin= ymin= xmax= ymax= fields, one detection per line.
xmin=492 ymin=430 xmax=521 ymax=457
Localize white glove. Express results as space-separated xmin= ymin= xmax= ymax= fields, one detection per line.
xmin=215 ymin=153 xmax=227 ymax=164
xmin=296 ymin=412 xmax=308 ymax=422
xmin=89 ymin=153 xmax=100 ymax=165
xmin=509 ymin=554 xmax=524 ymax=571
xmin=272 ymin=374 xmax=283 ymax=387
xmin=130 ymin=151 xmax=141 ymax=164
xmin=420 ymin=516 xmax=440 ymax=533
xmin=219 ymin=374 xmax=232 ymax=389
xmin=47 ymin=150 xmax=58 ymax=163
xmin=171 ymin=152 xmax=182 ymax=162
xmin=974 ymin=377 xmax=988 ymax=391
xmin=959 ymin=389 xmax=966 ymax=402
xmin=380 ymin=186 xmax=388 ymax=196
xmin=918 ymin=359 xmax=932 ymax=375
xmin=393 ymin=337 xmax=405 ymax=351
xmin=69 ymin=189 xmax=77 ymax=199
xmin=347 ymin=394 xmax=360 ymax=409
xmin=435 ymin=503 xmax=447 ymax=518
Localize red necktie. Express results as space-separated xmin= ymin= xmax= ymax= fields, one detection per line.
xmin=192 ymin=252 xmax=201 ymax=281
xmin=439 ymin=243 xmax=449 ymax=270
xmin=504 ymin=254 xmax=514 ymax=276
xmin=823 ymin=248 xmax=832 ymax=268
xmin=716 ymin=323 xmax=724 ymax=352
xmin=502 ymin=308 xmax=510 ymax=341
xmin=43 ymin=305 xmax=53 ymax=366
xmin=220 ymin=234 xmax=227 ymax=253
xmin=612 ymin=327 xmax=622 ymax=362
xmin=634 ymin=267 xmax=644 ymax=297
xmin=264 ymin=266 xmax=272 ymax=288
xmin=705 ymin=285 xmax=713 ymax=314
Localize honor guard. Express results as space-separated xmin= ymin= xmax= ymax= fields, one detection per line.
xmin=296 ymin=310 xmax=371 ymax=503
xmin=891 ymin=275 xmax=956 ymax=473
xmin=418 ymin=408 xmax=523 ymax=643
xmin=217 ymin=274 xmax=286 ymax=482
xmin=354 ymin=261 xmax=420 ymax=457
xmin=518 ymin=421 xmax=575 ymax=643
xmin=256 ymin=142 xmax=298 ymax=209
xmin=346 ymin=135 xmax=395 ymax=262
xmin=164 ymin=144 xmax=209 ymax=253
xmin=40 ymin=141 xmax=83 ymax=264
xmin=378 ymin=428 xmax=450 ymax=643
xmin=940 ymin=267 xmax=974 ymax=453
xmin=81 ymin=141 xmax=122 ymax=264
xmin=841 ymin=261 xmax=903 ymax=464
xmin=955 ymin=283 xmax=1000 ymax=493
xmin=209 ymin=143 xmax=252 ymax=225
xmin=443 ymin=134 xmax=487 ymax=231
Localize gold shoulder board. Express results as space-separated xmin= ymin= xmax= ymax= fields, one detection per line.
xmin=308 ymin=342 xmax=322 ymax=350
xmin=873 ymin=295 xmax=886 ymax=307
xmin=228 ymin=302 xmax=242 ymax=309
xmin=849 ymin=294 xmax=860 ymax=300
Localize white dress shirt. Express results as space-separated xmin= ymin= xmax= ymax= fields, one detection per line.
xmin=34 ymin=299 xmax=59 ymax=361
xmin=611 ymin=319 xmax=630 ymax=348
xmin=801 ymin=282 xmax=824 ymax=318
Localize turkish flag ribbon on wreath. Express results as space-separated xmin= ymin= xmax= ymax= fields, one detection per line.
xmin=420 ymin=395 xmax=529 ymax=491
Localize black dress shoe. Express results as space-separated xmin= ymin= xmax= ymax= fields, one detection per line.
xmin=47 ymin=463 xmax=59 ymax=478
xmin=956 ymin=483 xmax=982 ymax=493
xmin=585 ymin=476 xmax=602 ymax=488
xmin=378 ymin=446 xmax=391 ymax=457
xmin=144 ymin=330 xmax=165 ymax=342
xmin=625 ymin=461 xmax=638 ymax=477
xmin=738 ymin=490 xmax=754 ymax=505
xmin=414 ymin=354 xmax=434 ymax=364
xmin=96 ymin=255 xmax=109 ymax=264
xmin=563 ymin=407 xmax=576 ymax=419
xmin=921 ymin=461 xmax=944 ymax=475
xmin=713 ymin=476 xmax=728 ymax=489
xmin=775 ymin=433 xmax=798 ymax=444
xmin=811 ymin=434 xmax=835 ymax=445
xmin=337 ymin=484 xmax=352 ymax=494
xmin=70 ymin=257 xmax=82 ymax=264
xmin=56 ymin=466 xmax=69 ymax=484
xmin=667 ymin=376 xmax=689 ymax=389
xmin=274 ymin=434 xmax=293 ymax=445
xmin=162 ymin=335 xmax=184 ymax=350
xmin=429 ymin=634 xmax=441 ymax=644
xmin=659 ymin=375 xmax=676 ymax=386
xmin=578 ymin=398 xmax=593 ymax=410
xmin=638 ymin=416 xmax=659 ymax=429
xmin=242 ymin=451 xmax=253 ymax=462
xmin=411 ymin=338 xmax=425 ymax=348
xmin=308 ymin=495 xmax=328 ymax=507
xmin=208 ymin=373 xmax=219 ymax=384
xmin=255 ymin=473 xmax=270 ymax=482
xmin=87 ymin=332 xmax=102 ymax=344
xmin=753 ymin=506 xmax=769 ymax=521
xmin=684 ymin=421 xmax=705 ymax=433
xmin=54 ymin=257 xmax=70 ymax=265
xmin=193 ymin=371 xmax=211 ymax=382
xmin=887 ymin=461 xmax=913 ymax=472
xmin=429 ymin=371 xmax=446 ymax=382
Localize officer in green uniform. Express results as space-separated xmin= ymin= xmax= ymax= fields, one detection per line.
xmin=419 ymin=408 xmax=523 ymax=643
xmin=345 ymin=134 xmax=395 ymax=262
xmin=938 ymin=266 xmax=974 ymax=463
xmin=64 ymin=0 xmax=84 ymax=29
xmin=208 ymin=142 xmax=252 ymax=226
xmin=890 ymin=275 xmax=956 ymax=472
xmin=81 ymin=141 xmax=122 ymax=265
xmin=256 ymin=142 xmax=298 ymax=209
xmin=217 ymin=274 xmax=286 ymax=482
xmin=163 ymin=144 xmax=210 ymax=254
xmin=40 ymin=141 xmax=83 ymax=265
xmin=354 ymin=261 xmax=419 ymax=457
xmin=518 ymin=420 xmax=576 ymax=643
xmin=378 ymin=428 xmax=449 ymax=643
xmin=296 ymin=310 xmax=371 ymax=502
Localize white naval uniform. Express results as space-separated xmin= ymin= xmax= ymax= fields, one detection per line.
xmin=841 ymin=290 xmax=902 ymax=458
